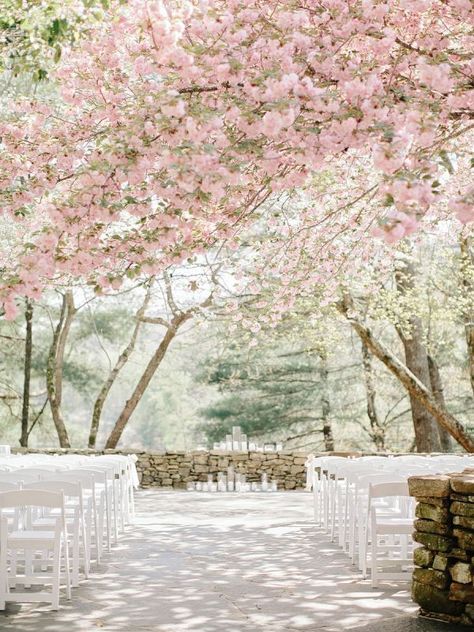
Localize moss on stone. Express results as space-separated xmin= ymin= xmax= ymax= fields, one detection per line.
xmin=414 ymin=547 xmax=434 ymax=568
xmin=412 ymin=581 xmax=464 ymax=615
xmin=413 ymin=567 xmax=449 ymax=590
xmin=450 ymin=562 xmax=472 ymax=585
xmin=453 ymin=528 xmax=474 ymax=551
xmin=451 ymin=501 xmax=474 ymax=518
xmin=415 ymin=518 xmax=450 ymax=536
xmin=416 ymin=503 xmax=450 ymax=523
xmin=433 ymin=554 xmax=449 ymax=571
xmin=413 ymin=531 xmax=454 ymax=552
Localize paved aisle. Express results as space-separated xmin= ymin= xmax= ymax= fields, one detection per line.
xmin=1 ymin=490 xmax=422 ymax=632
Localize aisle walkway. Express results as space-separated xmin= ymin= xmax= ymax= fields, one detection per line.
xmin=1 ymin=490 xmax=424 ymax=632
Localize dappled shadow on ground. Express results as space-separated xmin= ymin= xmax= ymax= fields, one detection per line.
xmin=0 ymin=490 xmax=418 ymax=632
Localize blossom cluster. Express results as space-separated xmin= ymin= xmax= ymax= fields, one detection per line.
xmin=0 ymin=0 xmax=473 ymax=316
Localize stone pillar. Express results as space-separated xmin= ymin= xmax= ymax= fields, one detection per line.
xmin=408 ymin=470 xmax=474 ymax=626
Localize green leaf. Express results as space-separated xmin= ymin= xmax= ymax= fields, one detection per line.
xmin=439 ymin=150 xmax=454 ymax=174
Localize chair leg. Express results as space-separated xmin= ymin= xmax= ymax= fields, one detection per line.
xmin=99 ymin=497 xmax=106 ymax=556
xmin=11 ymin=550 xmax=17 ymax=583
xmin=111 ymin=486 xmax=118 ymax=545
xmin=371 ymin=514 xmax=378 ymax=588
xmin=41 ymin=548 xmax=48 ymax=572
xmin=129 ymin=481 xmax=135 ymax=521
xmin=51 ymin=541 xmax=61 ymax=610
xmin=330 ymin=487 xmax=337 ymax=542
xmin=63 ymin=532 xmax=71 ymax=601
xmin=342 ymin=488 xmax=349 ymax=551
xmin=313 ymin=484 xmax=319 ymax=524
xmin=72 ymin=526 xmax=80 ymax=587
xmin=103 ymin=491 xmax=111 ymax=553
xmin=93 ymin=498 xmax=102 ymax=563
xmin=118 ymin=479 xmax=125 ymax=532
xmin=81 ymin=515 xmax=90 ymax=579
xmin=350 ymin=503 xmax=357 ymax=563
xmin=358 ymin=514 xmax=366 ymax=574
xmin=24 ymin=550 xmax=33 ymax=588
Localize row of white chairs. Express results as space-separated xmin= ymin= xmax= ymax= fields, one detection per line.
xmin=305 ymin=454 xmax=472 ymax=587
xmin=0 ymin=453 xmax=139 ymax=610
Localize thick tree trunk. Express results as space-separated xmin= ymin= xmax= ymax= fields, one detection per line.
xmin=396 ymin=329 xmax=441 ymax=452
xmin=466 ymin=325 xmax=474 ymax=397
xmin=104 ymin=312 xmax=191 ymax=449
xmin=88 ymin=287 xmax=152 ymax=448
xmin=395 ymin=263 xmax=442 ymax=452
xmin=46 ymin=291 xmax=75 ymax=448
xmin=20 ymin=299 xmax=33 ymax=447
xmin=428 ymin=355 xmax=452 ymax=452
xmin=361 ymin=338 xmax=385 ymax=451
xmin=339 ymin=295 xmax=474 ymax=452
xmin=319 ymin=357 xmax=335 ymax=451
xmin=460 ymin=237 xmax=474 ymax=397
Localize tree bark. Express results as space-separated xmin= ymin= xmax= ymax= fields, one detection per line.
xmin=319 ymin=356 xmax=335 ymax=451
xmin=88 ymin=286 xmax=152 ymax=448
xmin=395 ymin=263 xmax=442 ymax=452
xmin=46 ymin=291 xmax=75 ymax=448
xmin=20 ymin=299 xmax=33 ymax=447
xmin=361 ymin=338 xmax=385 ymax=451
xmin=104 ymin=311 xmax=192 ymax=449
xmin=428 ymin=355 xmax=452 ymax=452
xmin=339 ymin=294 xmax=474 ymax=452
xmin=460 ymin=236 xmax=474 ymax=397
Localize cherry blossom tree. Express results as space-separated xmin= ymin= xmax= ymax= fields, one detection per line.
xmin=1 ymin=0 xmax=472 ymax=319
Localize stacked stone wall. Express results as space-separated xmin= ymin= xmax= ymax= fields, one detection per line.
xmin=137 ymin=450 xmax=308 ymax=488
xmin=409 ymin=470 xmax=474 ymax=626
xmin=13 ymin=448 xmax=423 ymax=490
xmin=11 ymin=448 xmax=310 ymax=489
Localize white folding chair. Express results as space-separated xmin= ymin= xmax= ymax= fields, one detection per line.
xmin=368 ymin=481 xmax=414 ymax=587
xmin=96 ymin=455 xmax=134 ymax=525
xmin=351 ymin=472 xmax=407 ymax=574
xmin=23 ymin=480 xmax=89 ymax=587
xmin=79 ymin=464 xmax=117 ymax=547
xmin=0 ymin=489 xmax=71 ymax=610
xmin=50 ymin=470 xmax=104 ymax=563
xmin=319 ymin=456 xmax=348 ymax=533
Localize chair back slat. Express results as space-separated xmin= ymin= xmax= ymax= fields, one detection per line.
xmin=0 ymin=489 xmax=64 ymax=509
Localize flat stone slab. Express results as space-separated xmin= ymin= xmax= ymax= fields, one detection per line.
xmin=408 ymin=476 xmax=451 ymax=499
xmin=0 ymin=490 xmax=417 ymax=632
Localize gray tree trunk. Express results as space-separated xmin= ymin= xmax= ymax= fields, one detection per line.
xmin=460 ymin=237 xmax=474 ymax=397
xmin=46 ymin=291 xmax=75 ymax=448
xmin=20 ymin=299 xmax=33 ymax=447
xmin=428 ymin=355 xmax=452 ymax=452
xmin=88 ymin=287 xmax=152 ymax=448
xmin=361 ymin=338 xmax=385 ymax=451
xmin=104 ymin=311 xmax=192 ymax=449
xmin=395 ymin=263 xmax=442 ymax=452
xmin=319 ymin=356 xmax=335 ymax=451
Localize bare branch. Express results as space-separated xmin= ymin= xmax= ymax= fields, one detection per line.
xmin=140 ymin=315 xmax=170 ymax=327
xmin=163 ymin=270 xmax=180 ymax=316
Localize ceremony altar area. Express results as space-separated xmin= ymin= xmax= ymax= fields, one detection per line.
xmin=1 ymin=451 xmax=473 ymax=631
